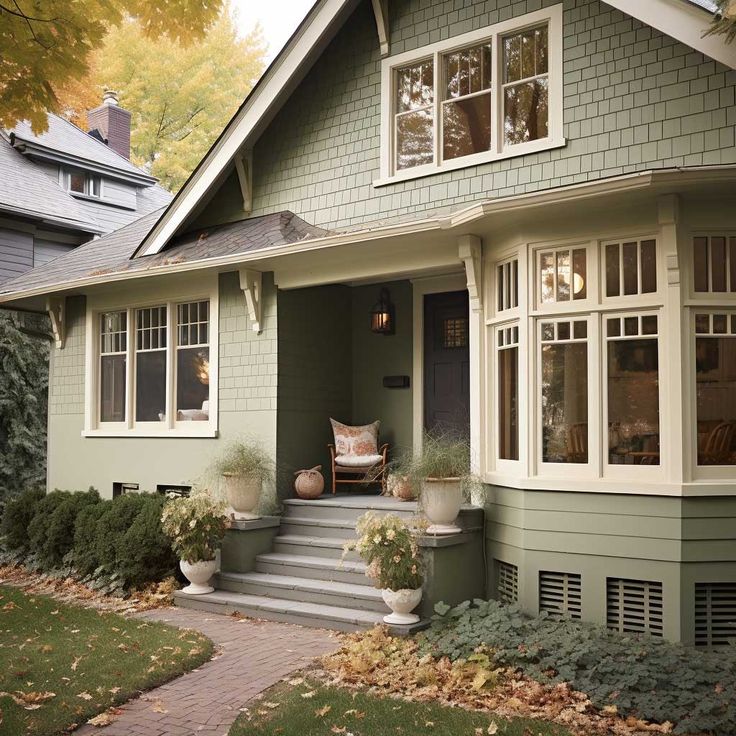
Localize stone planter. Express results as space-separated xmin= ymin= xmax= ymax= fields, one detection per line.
xmin=223 ymin=473 xmax=262 ymax=520
xmin=421 ymin=477 xmax=463 ymax=534
xmin=294 ymin=466 xmax=324 ymax=499
xmin=180 ymin=559 xmax=216 ymax=595
xmin=388 ymin=473 xmax=415 ymax=501
xmin=382 ymin=587 xmax=422 ymax=624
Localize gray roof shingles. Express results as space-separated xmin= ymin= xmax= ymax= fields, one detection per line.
xmin=0 ymin=210 xmax=330 ymax=298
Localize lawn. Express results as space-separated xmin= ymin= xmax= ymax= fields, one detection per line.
xmin=0 ymin=585 xmax=213 ymax=736
xmin=229 ymin=679 xmax=573 ymax=736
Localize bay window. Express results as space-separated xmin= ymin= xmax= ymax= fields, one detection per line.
xmin=379 ymin=6 xmax=563 ymax=183
xmin=497 ymin=324 xmax=519 ymax=461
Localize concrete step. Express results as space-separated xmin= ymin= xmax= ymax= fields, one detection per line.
xmin=215 ymin=570 xmax=387 ymax=613
xmin=255 ymin=551 xmax=368 ymax=585
xmin=282 ymin=497 xmax=420 ymax=523
xmin=174 ymin=588 xmax=386 ymax=633
xmin=273 ymin=534 xmax=360 ymax=561
xmin=279 ymin=516 xmax=359 ymax=540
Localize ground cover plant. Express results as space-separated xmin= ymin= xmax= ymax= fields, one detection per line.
xmin=0 ymin=585 xmax=212 ymax=735
xmin=423 ymin=599 xmax=736 ymax=736
xmin=229 ymin=677 xmax=572 ymax=736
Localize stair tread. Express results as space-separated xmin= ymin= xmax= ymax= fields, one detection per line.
xmin=174 ymin=589 xmax=384 ymax=625
xmin=284 ymin=497 xmax=419 ymax=511
xmin=276 ymin=534 xmax=351 ymax=548
xmin=257 ymin=551 xmax=366 ymax=571
xmin=281 ymin=516 xmax=358 ymax=529
xmin=216 ymin=570 xmax=380 ymax=598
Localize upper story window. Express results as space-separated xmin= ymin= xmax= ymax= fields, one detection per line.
xmin=62 ymin=168 xmax=102 ymax=198
xmin=378 ymin=5 xmax=563 ymax=185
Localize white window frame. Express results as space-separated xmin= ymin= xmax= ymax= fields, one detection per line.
xmin=533 ymin=241 xmax=594 ymax=313
xmin=687 ymin=231 xmax=736 ymax=301
xmin=98 ymin=310 xmax=128 ymax=430
xmin=61 ymin=168 xmax=104 ymax=199
xmin=133 ymin=304 xmax=169 ymax=427
xmin=601 ymin=236 xmax=660 ymax=303
xmin=83 ymin=276 xmax=219 ymax=438
xmin=602 ymin=309 xmax=665 ymax=481
xmin=376 ymin=4 xmax=564 ymax=186
xmin=494 ymin=320 xmax=521 ymax=473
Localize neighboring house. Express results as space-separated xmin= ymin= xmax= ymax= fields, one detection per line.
xmin=0 ymin=91 xmax=171 ymax=282
xmin=1 ymin=0 xmax=736 ymax=644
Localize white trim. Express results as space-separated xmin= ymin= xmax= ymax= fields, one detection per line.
xmin=377 ymin=5 xmax=564 ymax=186
xmin=371 ymin=0 xmax=390 ymax=57
xmin=603 ymin=0 xmax=736 ymax=71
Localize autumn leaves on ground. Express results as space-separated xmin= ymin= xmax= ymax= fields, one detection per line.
xmin=0 ymin=585 xmax=212 ymax=735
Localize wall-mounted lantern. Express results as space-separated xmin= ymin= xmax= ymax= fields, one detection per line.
xmin=370 ymin=287 xmax=394 ymax=335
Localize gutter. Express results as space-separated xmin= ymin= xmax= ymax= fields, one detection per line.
xmin=2 ymin=165 xmax=736 ymax=304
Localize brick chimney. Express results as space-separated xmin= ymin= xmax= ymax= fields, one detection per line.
xmin=87 ymin=90 xmax=131 ymax=160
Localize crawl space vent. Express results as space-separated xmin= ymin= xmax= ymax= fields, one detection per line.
xmin=539 ymin=571 xmax=582 ymax=619
xmin=695 ymin=582 xmax=736 ymax=647
xmin=606 ymin=577 xmax=663 ymax=637
xmin=496 ymin=560 xmax=519 ymax=604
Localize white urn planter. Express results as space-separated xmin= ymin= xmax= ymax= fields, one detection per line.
xmin=421 ymin=477 xmax=463 ymax=534
xmin=180 ymin=559 xmax=216 ymax=595
xmin=382 ymin=587 xmax=422 ymax=624
xmin=223 ymin=473 xmax=262 ymax=520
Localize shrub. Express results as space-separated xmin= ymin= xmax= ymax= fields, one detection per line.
xmin=422 ymin=598 xmax=736 ymax=736
xmin=72 ymin=501 xmax=109 ymax=576
xmin=91 ymin=493 xmax=150 ymax=571
xmin=161 ymin=492 xmax=228 ymax=562
xmin=0 ymin=486 xmax=45 ymax=554
xmin=27 ymin=489 xmax=100 ymax=569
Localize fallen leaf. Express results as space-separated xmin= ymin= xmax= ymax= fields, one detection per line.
xmin=315 ymin=705 xmax=332 ymax=718
xmin=263 ymin=702 xmax=279 ymax=709
xmin=71 ymin=657 xmax=82 ymax=672
xmin=151 ymin=700 xmax=168 ymax=714
xmin=87 ymin=710 xmax=118 ymax=727
xmin=487 ymin=723 xmax=499 ymax=735
xmin=301 ymin=691 xmax=316 ymax=699
xmin=288 ymin=677 xmax=304 ymax=686
xmin=77 ymin=692 xmax=93 ymax=701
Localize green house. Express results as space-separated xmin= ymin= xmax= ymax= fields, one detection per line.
xmin=2 ymin=0 xmax=736 ymax=645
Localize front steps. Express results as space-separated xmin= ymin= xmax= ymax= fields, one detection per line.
xmin=175 ymin=495 xmax=482 ymax=633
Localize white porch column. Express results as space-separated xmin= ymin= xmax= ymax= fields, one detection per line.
xmin=459 ymin=235 xmax=484 ymax=476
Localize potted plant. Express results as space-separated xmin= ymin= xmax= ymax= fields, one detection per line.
xmin=405 ymin=433 xmax=476 ymax=535
xmin=346 ymin=512 xmax=423 ymax=625
xmin=161 ymin=492 xmax=229 ymax=595
xmin=212 ymin=439 xmax=274 ymax=520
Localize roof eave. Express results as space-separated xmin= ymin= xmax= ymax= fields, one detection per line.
xmin=0 ymin=202 xmax=103 ymax=235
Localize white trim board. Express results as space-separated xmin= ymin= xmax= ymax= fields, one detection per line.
xmin=603 ymin=0 xmax=736 ymax=70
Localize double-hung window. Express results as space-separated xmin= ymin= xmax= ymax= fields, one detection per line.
xmin=89 ymin=292 xmax=216 ymax=436
xmin=379 ymin=6 xmax=563 ymax=183
xmin=62 ymin=168 xmax=102 ymax=198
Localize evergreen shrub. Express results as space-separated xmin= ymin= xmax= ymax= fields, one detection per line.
xmin=0 ymin=486 xmax=45 ymax=554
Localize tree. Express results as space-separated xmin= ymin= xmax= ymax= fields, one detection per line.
xmin=0 ymin=0 xmax=224 ymax=134
xmin=706 ymin=1 xmax=736 ymax=43
xmin=0 ymin=312 xmax=49 ymax=505
xmin=56 ymin=11 xmax=266 ymax=191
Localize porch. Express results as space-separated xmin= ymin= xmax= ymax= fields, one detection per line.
xmin=174 ymin=493 xmax=485 ymax=632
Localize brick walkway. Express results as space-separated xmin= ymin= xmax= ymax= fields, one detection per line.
xmin=75 ymin=607 xmax=338 ymax=736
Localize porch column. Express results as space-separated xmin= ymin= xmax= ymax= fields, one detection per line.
xmin=459 ymin=235 xmax=484 ymax=476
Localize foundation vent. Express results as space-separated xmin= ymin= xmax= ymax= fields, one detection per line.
xmin=695 ymin=582 xmax=736 ymax=648
xmin=606 ymin=578 xmax=663 ymax=637
xmin=539 ymin=571 xmax=582 ymax=619
xmin=496 ymin=560 xmax=519 ymax=604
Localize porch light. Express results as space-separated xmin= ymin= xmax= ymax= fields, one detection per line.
xmin=370 ymin=287 xmax=394 ymax=335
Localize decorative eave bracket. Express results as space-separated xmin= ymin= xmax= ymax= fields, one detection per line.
xmin=458 ymin=235 xmax=483 ymax=313
xmin=239 ymin=268 xmax=263 ymax=334
xmin=46 ymin=296 xmax=65 ymax=349
xmin=234 ymin=150 xmax=253 ymax=215
xmin=658 ymin=193 xmax=680 ymax=286
xmin=371 ymin=0 xmax=390 ymax=57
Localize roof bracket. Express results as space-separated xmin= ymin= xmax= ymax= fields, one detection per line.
xmin=234 ymin=150 xmax=253 ymax=215
xmin=46 ymin=296 xmax=65 ymax=349
xmin=458 ymin=234 xmax=483 ymax=313
xmin=371 ymin=0 xmax=390 ymax=57
xmin=239 ymin=268 xmax=263 ymax=334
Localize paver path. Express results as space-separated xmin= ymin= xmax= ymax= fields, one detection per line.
xmin=76 ymin=607 xmax=338 ymax=736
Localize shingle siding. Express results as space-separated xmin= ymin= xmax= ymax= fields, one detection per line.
xmin=248 ymin=0 xmax=736 ymax=231
xmin=49 ymin=295 xmax=86 ymax=417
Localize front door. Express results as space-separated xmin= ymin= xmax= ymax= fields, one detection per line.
xmin=423 ymin=290 xmax=470 ymax=438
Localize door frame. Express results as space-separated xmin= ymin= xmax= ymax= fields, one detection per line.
xmin=411 ymin=273 xmax=468 ymax=455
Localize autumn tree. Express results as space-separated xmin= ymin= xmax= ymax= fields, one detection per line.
xmin=56 ymin=11 xmax=266 ymax=191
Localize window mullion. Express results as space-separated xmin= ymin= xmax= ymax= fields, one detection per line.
xmin=433 ymin=50 xmax=440 ymax=167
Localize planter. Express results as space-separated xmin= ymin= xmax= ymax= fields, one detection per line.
xmin=223 ymin=473 xmax=262 ymax=520
xmin=387 ymin=473 xmax=415 ymax=501
xmin=180 ymin=559 xmax=216 ymax=595
xmin=294 ymin=466 xmax=324 ymax=499
xmin=382 ymin=587 xmax=422 ymax=625
xmin=421 ymin=477 xmax=463 ymax=534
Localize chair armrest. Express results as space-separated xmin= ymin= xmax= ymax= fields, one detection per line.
xmin=328 ymin=444 xmax=336 ymax=460
xmin=379 ymin=443 xmax=389 ymax=460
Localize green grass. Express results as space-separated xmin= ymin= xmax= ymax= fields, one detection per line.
xmin=0 ymin=585 xmax=213 ymax=736
xmin=229 ymin=679 xmax=573 ymax=736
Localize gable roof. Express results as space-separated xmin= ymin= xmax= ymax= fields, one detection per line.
xmin=0 ymin=135 xmax=102 ymax=233
xmin=0 ymin=210 xmax=329 ymax=299
xmin=8 ymin=114 xmax=156 ymax=186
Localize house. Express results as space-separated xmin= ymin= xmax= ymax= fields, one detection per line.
xmin=0 ymin=91 xmax=171 ymax=283
xmin=1 ymin=0 xmax=735 ymax=644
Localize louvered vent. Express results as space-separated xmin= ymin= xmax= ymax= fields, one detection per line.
xmin=606 ymin=577 xmax=663 ymax=637
xmin=695 ymin=582 xmax=736 ymax=647
xmin=496 ymin=560 xmax=519 ymax=604
xmin=539 ymin=571 xmax=582 ymax=619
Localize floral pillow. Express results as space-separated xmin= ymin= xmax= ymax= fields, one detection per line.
xmin=330 ymin=419 xmax=380 ymax=457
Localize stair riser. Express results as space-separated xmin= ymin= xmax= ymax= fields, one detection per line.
xmin=174 ymin=594 xmax=377 ymax=633
xmin=273 ymin=540 xmax=360 ymax=561
xmin=255 ymin=560 xmax=368 ymax=586
xmin=282 ymin=502 xmax=419 ymax=524
xmin=215 ymin=576 xmax=388 ymax=613
xmin=279 ymin=520 xmax=358 ymax=539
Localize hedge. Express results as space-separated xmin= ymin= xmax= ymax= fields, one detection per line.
xmin=0 ymin=489 xmax=177 ymax=592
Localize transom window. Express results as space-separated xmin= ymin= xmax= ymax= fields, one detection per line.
xmin=380 ymin=6 xmax=562 ymax=183
xmin=539 ymin=247 xmax=587 ymax=304
xmin=604 ymin=239 xmax=657 ymax=297
xmin=693 ymin=236 xmax=736 ymax=293
xmin=497 ymin=258 xmax=519 ymax=312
